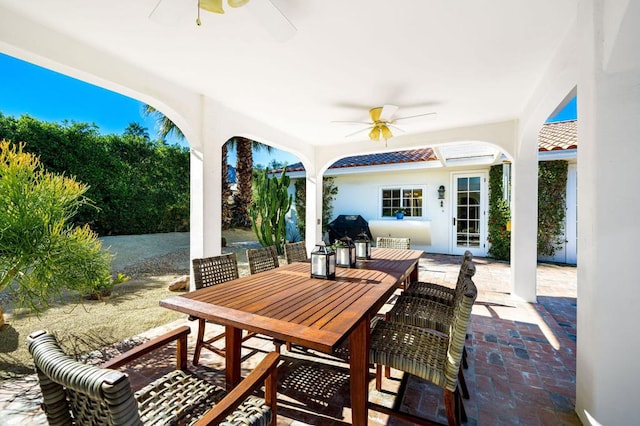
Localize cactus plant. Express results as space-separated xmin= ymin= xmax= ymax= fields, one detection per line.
xmin=249 ymin=169 xmax=293 ymax=254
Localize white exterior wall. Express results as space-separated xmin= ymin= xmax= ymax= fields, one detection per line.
xmin=328 ymin=167 xmax=475 ymax=253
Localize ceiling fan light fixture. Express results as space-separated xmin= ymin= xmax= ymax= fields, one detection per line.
xmin=381 ymin=125 xmax=393 ymax=140
xmin=228 ymin=0 xmax=250 ymax=7
xmin=369 ymin=107 xmax=383 ymax=122
xmin=369 ymin=127 xmax=381 ymax=141
xmin=199 ymin=0 xmax=225 ymax=14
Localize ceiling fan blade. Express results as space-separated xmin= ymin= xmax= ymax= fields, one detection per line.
xmin=344 ymin=127 xmax=371 ymax=138
xmin=387 ymin=123 xmax=406 ymax=133
xmin=331 ymin=120 xmax=372 ymax=125
xmin=379 ymin=104 xmax=399 ymax=121
xmin=246 ymin=0 xmax=297 ymax=42
xmin=392 ymin=112 xmax=437 ymax=122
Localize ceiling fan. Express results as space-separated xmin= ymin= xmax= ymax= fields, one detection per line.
xmin=333 ymin=105 xmax=436 ymax=142
xmin=149 ymin=0 xmax=296 ymax=41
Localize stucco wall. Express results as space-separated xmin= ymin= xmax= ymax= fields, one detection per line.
xmin=327 ymin=167 xmax=458 ymax=253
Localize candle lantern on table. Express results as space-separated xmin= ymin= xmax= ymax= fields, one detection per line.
xmin=355 ymin=231 xmax=371 ymax=260
xmin=334 ymin=236 xmax=356 ymax=268
xmin=310 ymin=242 xmax=336 ymax=279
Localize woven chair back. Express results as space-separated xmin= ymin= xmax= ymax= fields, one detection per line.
xmin=376 ymin=237 xmax=411 ymax=250
xmin=452 ymin=260 xmax=475 ymax=305
xmin=284 ymin=241 xmax=308 ymax=264
xmin=444 ymin=275 xmax=477 ymax=390
xmin=247 ymin=246 xmax=280 ymax=274
xmin=192 ymin=253 xmax=239 ymax=290
xmin=28 ymin=331 xmax=140 ymax=426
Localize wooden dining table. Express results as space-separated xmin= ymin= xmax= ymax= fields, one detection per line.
xmin=160 ymin=247 xmax=423 ymax=425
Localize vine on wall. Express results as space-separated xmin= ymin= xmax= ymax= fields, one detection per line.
xmin=487 ymin=165 xmax=511 ymax=260
xmin=537 ymin=161 xmax=568 ymax=256
xmin=487 ymin=161 xmax=569 ymax=260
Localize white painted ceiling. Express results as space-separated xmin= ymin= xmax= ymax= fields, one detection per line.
xmin=0 ymin=0 xmax=577 ymax=146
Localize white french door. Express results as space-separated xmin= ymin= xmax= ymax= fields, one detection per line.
xmin=451 ymin=173 xmax=487 ymax=256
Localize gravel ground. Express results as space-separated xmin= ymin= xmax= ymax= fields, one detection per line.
xmin=103 ymin=231 xmax=287 ymax=280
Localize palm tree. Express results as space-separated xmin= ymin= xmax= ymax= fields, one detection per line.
xmin=143 ymin=105 xmax=235 ymax=227
xmin=142 ymin=105 xmax=185 ymax=140
xmin=143 ymin=106 xmax=271 ymax=230
xmin=227 ymin=137 xmax=272 ymax=229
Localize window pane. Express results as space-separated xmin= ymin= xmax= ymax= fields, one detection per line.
xmin=469 ymin=177 xmax=481 ymax=191
xmin=468 ymin=191 xmax=480 ymax=205
xmin=469 ymin=206 xmax=480 ymax=219
xmin=458 ymin=178 xmax=468 ymax=191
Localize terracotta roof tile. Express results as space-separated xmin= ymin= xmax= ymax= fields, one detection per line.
xmin=283 ymin=120 xmax=577 ymax=172
xmin=538 ymin=120 xmax=577 ymax=151
xmin=284 ymin=148 xmax=437 ymax=172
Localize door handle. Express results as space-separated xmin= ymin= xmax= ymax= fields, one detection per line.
xmin=452 ymin=217 xmax=456 ymax=226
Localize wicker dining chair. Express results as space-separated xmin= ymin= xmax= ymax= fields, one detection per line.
xmin=370 ymin=275 xmax=477 ymax=426
xmin=402 ymin=250 xmax=474 ymax=372
xmin=403 ymin=250 xmax=473 ymax=305
xmin=375 ymin=236 xmax=412 ymax=288
xmin=284 ymin=241 xmax=308 ymax=264
xmin=247 ymin=246 xmax=280 ymax=274
xmin=191 ymin=253 xmax=254 ymax=365
xmin=386 ymin=261 xmax=476 ymax=397
xmin=28 ymin=326 xmax=279 ymax=426
xmin=376 ymin=237 xmax=411 ymax=250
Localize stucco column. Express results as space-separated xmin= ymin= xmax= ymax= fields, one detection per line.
xmin=304 ymin=174 xmax=322 ymax=251
xmin=189 ymin=139 xmax=223 ymax=290
xmin=190 ymin=147 xmax=205 ymax=263
xmin=575 ymin=1 xmax=640 ymax=424
xmin=509 ymin=137 xmax=539 ymax=302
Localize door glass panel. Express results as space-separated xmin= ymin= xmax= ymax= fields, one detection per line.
xmin=455 ymin=176 xmax=481 ymax=248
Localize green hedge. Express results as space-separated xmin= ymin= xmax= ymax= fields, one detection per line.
xmin=0 ymin=113 xmax=190 ymax=235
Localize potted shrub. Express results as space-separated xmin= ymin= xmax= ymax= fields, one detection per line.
xmin=394 ymin=208 xmax=406 ymax=219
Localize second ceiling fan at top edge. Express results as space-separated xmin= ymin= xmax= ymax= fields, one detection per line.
xmin=199 ymin=0 xmax=250 ymax=14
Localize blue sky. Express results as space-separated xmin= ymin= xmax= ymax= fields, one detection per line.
xmin=0 ymin=52 xmax=576 ymax=166
xmin=0 ymin=53 xmax=299 ymax=167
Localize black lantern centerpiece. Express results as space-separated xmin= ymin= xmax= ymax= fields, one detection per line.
xmin=334 ymin=236 xmax=356 ymax=268
xmin=355 ymin=231 xmax=371 ymax=260
xmin=310 ymin=242 xmax=336 ymax=280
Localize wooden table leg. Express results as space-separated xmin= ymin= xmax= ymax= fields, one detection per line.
xmin=410 ymin=262 xmax=419 ymax=282
xmin=349 ymin=318 xmax=370 ymax=426
xmin=225 ymin=325 xmax=242 ymax=390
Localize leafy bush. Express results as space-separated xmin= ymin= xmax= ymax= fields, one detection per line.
xmin=0 ymin=141 xmax=121 ymax=311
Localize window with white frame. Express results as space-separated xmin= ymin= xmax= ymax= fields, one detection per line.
xmin=380 ymin=186 xmax=425 ymax=218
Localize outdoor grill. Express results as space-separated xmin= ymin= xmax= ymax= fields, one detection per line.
xmin=327 ymin=215 xmax=373 ymax=243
